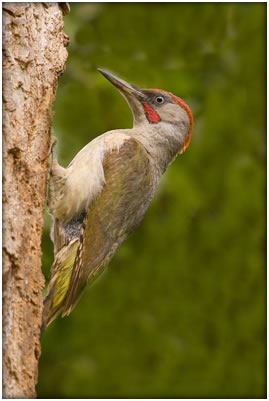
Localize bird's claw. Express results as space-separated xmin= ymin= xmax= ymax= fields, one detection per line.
xmin=48 ymin=133 xmax=58 ymax=163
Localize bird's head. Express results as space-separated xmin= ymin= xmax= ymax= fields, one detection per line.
xmin=98 ymin=68 xmax=193 ymax=155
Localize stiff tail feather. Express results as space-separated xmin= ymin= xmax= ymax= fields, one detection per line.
xmin=41 ymin=240 xmax=79 ymax=333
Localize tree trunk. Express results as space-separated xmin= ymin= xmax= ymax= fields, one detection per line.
xmin=2 ymin=3 xmax=69 ymax=398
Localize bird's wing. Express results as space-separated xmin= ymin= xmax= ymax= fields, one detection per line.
xmin=42 ymin=238 xmax=79 ymax=332
xmin=62 ymin=137 xmax=153 ymax=316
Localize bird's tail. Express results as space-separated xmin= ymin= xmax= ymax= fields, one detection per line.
xmin=41 ymin=292 xmax=63 ymax=335
xmin=41 ymin=239 xmax=79 ymax=334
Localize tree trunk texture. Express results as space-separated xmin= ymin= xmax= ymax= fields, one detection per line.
xmin=2 ymin=3 xmax=69 ymax=398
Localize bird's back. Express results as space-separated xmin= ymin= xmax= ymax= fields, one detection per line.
xmin=42 ymin=135 xmax=157 ymax=331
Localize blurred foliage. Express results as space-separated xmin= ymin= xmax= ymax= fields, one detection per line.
xmin=38 ymin=3 xmax=266 ymax=398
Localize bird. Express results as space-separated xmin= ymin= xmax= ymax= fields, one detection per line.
xmin=41 ymin=68 xmax=193 ymax=333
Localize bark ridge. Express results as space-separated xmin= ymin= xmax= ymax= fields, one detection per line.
xmin=2 ymin=3 xmax=69 ymax=398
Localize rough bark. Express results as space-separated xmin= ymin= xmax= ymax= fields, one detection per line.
xmin=2 ymin=3 xmax=69 ymax=398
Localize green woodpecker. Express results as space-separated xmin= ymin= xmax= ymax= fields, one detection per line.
xmin=41 ymin=69 xmax=193 ymax=333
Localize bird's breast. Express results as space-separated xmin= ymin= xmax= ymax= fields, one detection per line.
xmin=62 ymin=131 xmax=136 ymax=223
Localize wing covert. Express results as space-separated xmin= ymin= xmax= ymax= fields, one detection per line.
xmin=62 ymin=137 xmax=154 ymax=315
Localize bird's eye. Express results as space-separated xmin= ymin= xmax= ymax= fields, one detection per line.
xmin=155 ymin=95 xmax=165 ymax=105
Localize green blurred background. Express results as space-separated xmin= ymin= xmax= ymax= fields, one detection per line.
xmin=38 ymin=3 xmax=266 ymax=398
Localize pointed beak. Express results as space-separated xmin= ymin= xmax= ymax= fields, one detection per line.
xmin=98 ymin=68 xmax=145 ymax=102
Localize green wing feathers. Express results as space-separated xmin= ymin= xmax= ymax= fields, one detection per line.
xmin=42 ymin=138 xmax=153 ymax=331
xmin=42 ymin=240 xmax=79 ymax=333
xmin=63 ymin=138 xmax=153 ymax=316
